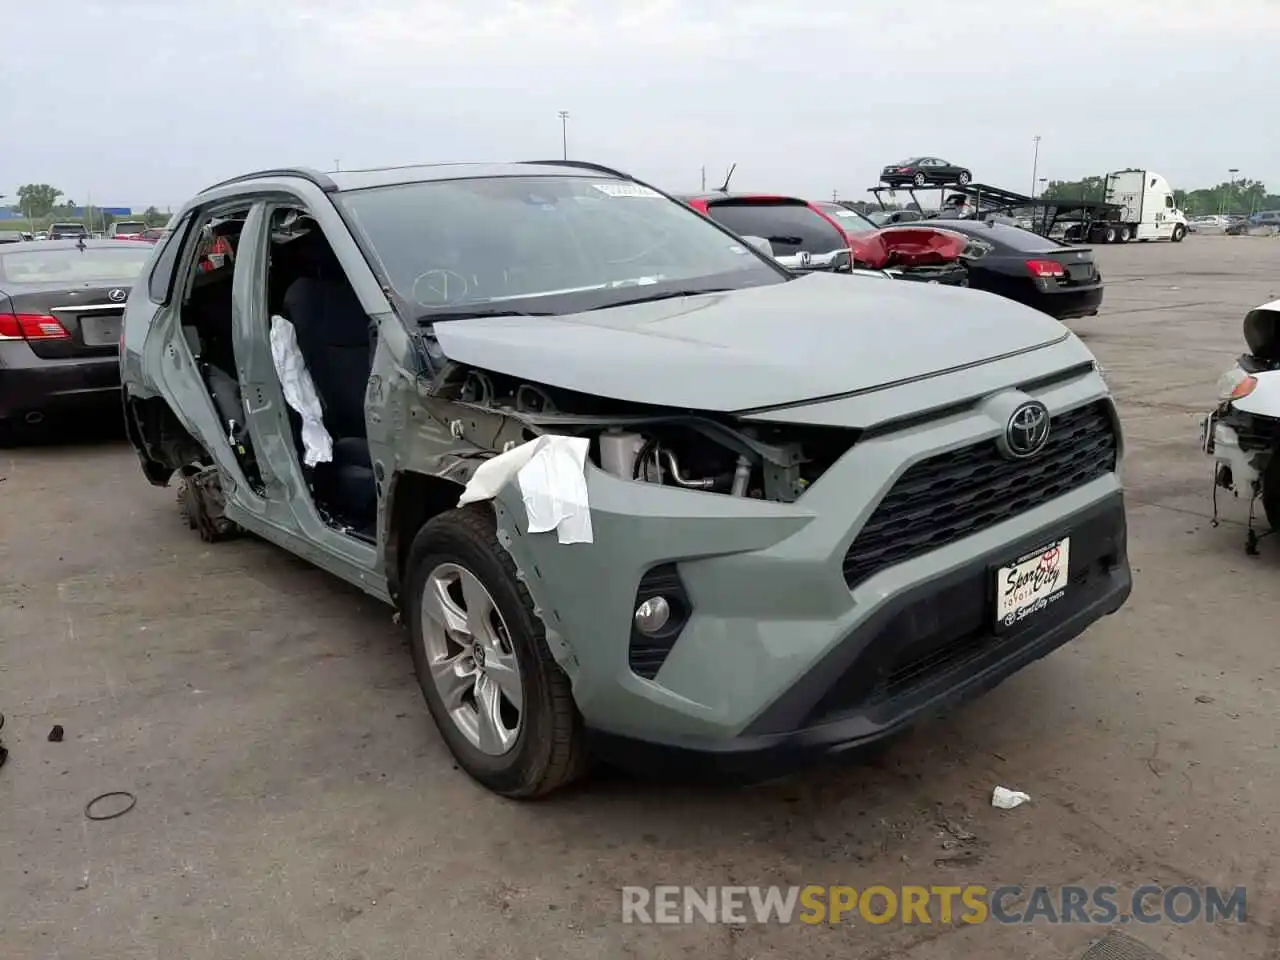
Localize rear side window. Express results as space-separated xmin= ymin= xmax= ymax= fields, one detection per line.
xmin=148 ymin=213 xmax=194 ymax=303
xmin=705 ymin=201 xmax=847 ymax=256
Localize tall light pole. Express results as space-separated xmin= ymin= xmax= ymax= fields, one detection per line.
xmin=1227 ymin=167 xmax=1239 ymax=216
xmin=558 ymin=111 xmax=570 ymax=160
xmin=1030 ymin=135 xmax=1041 ymax=198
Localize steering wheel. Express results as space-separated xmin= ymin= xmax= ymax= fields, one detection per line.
xmin=411 ymin=269 xmax=470 ymax=307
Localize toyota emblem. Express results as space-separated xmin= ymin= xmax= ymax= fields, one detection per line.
xmin=1001 ymin=400 xmax=1051 ymax=459
xmin=107 ymin=288 xmax=128 ymax=303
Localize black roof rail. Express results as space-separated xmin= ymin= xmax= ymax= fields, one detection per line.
xmin=201 ymin=167 xmax=339 ymax=195
xmin=520 ymin=159 xmax=635 ymax=180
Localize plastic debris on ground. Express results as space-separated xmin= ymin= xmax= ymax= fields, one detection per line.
xmin=991 ymin=786 xmax=1031 ymax=809
xmin=458 ymin=436 xmax=594 ymax=544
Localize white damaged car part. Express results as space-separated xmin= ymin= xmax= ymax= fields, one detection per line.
xmin=1203 ymin=299 xmax=1280 ymax=553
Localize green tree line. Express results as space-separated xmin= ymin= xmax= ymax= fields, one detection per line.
xmin=1039 ymin=175 xmax=1277 ymax=216
xmin=4 ymin=182 xmax=168 ymax=230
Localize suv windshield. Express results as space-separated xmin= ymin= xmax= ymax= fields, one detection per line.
xmin=337 ymin=175 xmax=786 ymax=318
xmin=703 ymin=201 xmax=848 ymax=257
xmin=0 ymin=244 xmax=153 ymax=283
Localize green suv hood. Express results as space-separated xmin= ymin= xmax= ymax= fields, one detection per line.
xmin=431 ymin=272 xmax=1070 ymax=412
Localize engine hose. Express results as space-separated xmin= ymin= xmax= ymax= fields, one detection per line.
xmin=633 ymin=437 xmax=660 ymax=480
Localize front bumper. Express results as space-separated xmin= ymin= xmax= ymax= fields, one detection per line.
xmin=1202 ymin=407 xmax=1276 ymax=496
xmin=589 ymin=492 xmax=1129 ymax=781
xmin=493 ymin=363 xmax=1123 ymax=769
xmin=0 ymin=341 xmax=120 ymax=421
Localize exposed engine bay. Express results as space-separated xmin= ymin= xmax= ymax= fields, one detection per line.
xmin=446 ymin=365 xmax=856 ymax=502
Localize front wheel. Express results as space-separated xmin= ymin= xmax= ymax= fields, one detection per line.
xmin=404 ymin=506 xmax=586 ymax=799
xmin=1172 ymin=224 xmax=1187 ymax=242
xmin=957 ymin=171 xmax=971 ymax=185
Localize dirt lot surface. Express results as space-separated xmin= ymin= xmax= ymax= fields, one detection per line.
xmin=2 ymin=235 xmax=1278 ymax=960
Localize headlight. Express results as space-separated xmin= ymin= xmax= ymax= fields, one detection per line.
xmin=1216 ymin=366 xmax=1252 ymax=402
xmin=1230 ymin=375 xmax=1258 ymax=401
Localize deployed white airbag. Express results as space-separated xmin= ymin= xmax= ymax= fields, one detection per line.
xmin=458 ymin=436 xmax=593 ymax=544
xmin=269 ymin=314 xmax=333 ymax=466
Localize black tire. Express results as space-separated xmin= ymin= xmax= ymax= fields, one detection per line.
xmin=912 ymin=172 xmax=927 ymax=187
xmin=1103 ymin=226 xmax=1118 ymax=243
xmin=1172 ymin=224 xmax=1186 ymax=243
xmin=404 ymin=506 xmax=586 ymax=798
xmin=1118 ymin=226 xmax=1131 ymax=242
xmin=957 ymin=171 xmax=971 ymax=185
xmin=1263 ymin=456 xmax=1280 ymax=532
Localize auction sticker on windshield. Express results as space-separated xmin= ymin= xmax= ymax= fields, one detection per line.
xmin=996 ymin=539 xmax=1069 ymax=628
xmin=592 ymin=183 xmax=662 ymax=198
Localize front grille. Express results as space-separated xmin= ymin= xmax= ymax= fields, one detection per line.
xmin=842 ymin=400 xmax=1117 ymax=589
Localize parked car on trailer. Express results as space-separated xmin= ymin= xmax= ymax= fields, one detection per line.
xmin=0 ymin=238 xmax=155 ymax=441
xmin=922 ymin=220 xmax=1103 ymax=320
xmin=121 ymin=160 xmax=1130 ymax=799
xmin=880 ymin=157 xmax=972 ymax=188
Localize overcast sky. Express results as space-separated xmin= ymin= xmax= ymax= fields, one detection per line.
xmin=3 ymin=0 xmax=1276 ymax=208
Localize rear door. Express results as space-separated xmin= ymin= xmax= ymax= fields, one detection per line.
xmin=0 ymin=244 xmax=155 ymax=360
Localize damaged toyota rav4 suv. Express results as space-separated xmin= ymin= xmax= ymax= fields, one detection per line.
xmin=121 ymin=161 xmax=1131 ymax=798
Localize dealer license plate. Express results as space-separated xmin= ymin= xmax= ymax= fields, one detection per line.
xmin=995 ymin=538 xmax=1070 ymax=629
xmin=80 ymin=314 xmax=121 ymax=347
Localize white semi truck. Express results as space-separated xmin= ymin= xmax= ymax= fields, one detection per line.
xmin=1100 ymin=169 xmax=1188 ymax=243
xmin=1061 ymin=169 xmax=1188 ymax=244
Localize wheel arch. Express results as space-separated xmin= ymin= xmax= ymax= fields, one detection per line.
xmin=385 ymin=469 xmax=469 ymax=607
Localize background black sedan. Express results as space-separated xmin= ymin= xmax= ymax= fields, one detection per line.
xmin=937 ymin=220 xmax=1104 ymax=320
xmin=880 ymin=157 xmax=972 ymax=188
xmin=0 ymin=239 xmax=154 ymax=441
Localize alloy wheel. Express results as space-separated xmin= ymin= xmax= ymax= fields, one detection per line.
xmin=420 ymin=562 xmax=524 ymax=755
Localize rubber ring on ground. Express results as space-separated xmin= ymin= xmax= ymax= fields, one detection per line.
xmin=85 ymin=791 xmax=136 ymax=821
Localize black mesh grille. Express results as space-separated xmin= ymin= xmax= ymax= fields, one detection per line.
xmin=842 ymin=400 xmax=1117 ymax=589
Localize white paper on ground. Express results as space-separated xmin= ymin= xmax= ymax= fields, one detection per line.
xmin=269 ymin=314 xmax=333 ymax=466
xmin=991 ymin=786 xmax=1031 ymax=809
xmin=457 ymin=436 xmax=594 ymax=544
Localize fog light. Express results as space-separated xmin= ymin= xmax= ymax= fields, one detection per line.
xmin=633 ymin=596 xmax=671 ymax=635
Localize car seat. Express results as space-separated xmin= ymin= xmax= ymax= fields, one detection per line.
xmin=279 ymin=234 xmax=377 ymax=526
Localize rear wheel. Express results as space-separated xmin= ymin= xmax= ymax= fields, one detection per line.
xmin=1103 ymin=226 xmax=1118 ymax=243
xmin=913 ymin=173 xmax=927 ymax=187
xmin=404 ymin=506 xmax=586 ymax=799
xmin=1118 ymin=226 xmax=1131 ymax=242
